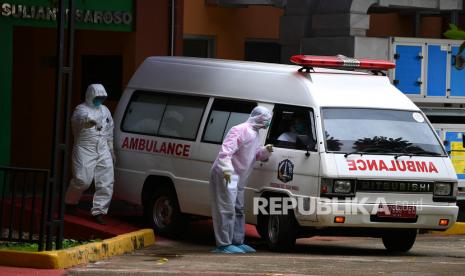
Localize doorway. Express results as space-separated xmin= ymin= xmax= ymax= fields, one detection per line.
xmin=11 ymin=26 xmax=56 ymax=169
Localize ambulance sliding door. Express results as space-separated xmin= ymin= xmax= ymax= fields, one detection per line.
xmin=196 ymin=98 xmax=258 ymax=216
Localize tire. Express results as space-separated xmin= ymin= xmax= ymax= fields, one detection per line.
xmin=382 ymin=229 xmax=417 ymax=253
xmin=266 ymin=212 xmax=298 ymax=251
xmin=143 ymin=186 xmax=188 ymax=237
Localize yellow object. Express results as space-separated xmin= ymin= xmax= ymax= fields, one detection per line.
xmin=265 ymin=144 xmax=274 ymax=153
xmin=450 ymin=142 xmax=465 ymax=174
xmin=0 ymin=229 xmax=155 ymax=269
xmin=155 ymin=257 xmax=169 ymax=265
xmin=432 ymin=222 xmax=465 ymax=235
xmin=224 ymin=172 xmax=231 ymax=184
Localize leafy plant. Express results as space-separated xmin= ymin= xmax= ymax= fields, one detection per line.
xmin=444 ymin=24 xmax=465 ymax=55
xmin=0 ymin=239 xmax=101 ymax=252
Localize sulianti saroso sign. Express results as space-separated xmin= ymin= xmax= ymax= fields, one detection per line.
xmin=0 ymin=0 xmax=133 ymax=32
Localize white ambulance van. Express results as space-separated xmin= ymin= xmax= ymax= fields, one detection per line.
xmin=113 ymin=56 xmax=458 ymax=252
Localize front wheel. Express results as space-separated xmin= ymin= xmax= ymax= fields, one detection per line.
xmin=144 ymin=186 xmax=188 ymax=237
xmin=382 ymin=229 xmax=417 ymax=252
xmin=266 ymin=212 xmax=298 ymax=251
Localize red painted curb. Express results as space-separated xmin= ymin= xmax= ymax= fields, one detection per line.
xmin=0 ymin=266 xmax=65 ymax=276
xmin=63 ymin=211 xmax=141 ymax=240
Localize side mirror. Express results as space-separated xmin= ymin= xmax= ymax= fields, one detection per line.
xmin=297 ymin=135 xmax=317 ymax=155
xmin=307 ymin=138 xmax=317 ymax=151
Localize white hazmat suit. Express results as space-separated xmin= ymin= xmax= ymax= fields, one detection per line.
xmin=210 ymin=106 xmax=273 ymax=252
xmin=65 ymin=84 xmax=115 ymax=217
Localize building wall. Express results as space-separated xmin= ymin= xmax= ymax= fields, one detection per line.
xmin=367 ymin=12 xmax=461 ymax=38
xmin=73 ymin=30 xmax=133 ymax=111
xmin=183 ymin=0 xmax=283 ymax=60
xmin=367 ymin=13 xmax=415 ymax=37
xmin=419 ymin=16 xmax=447 ymax=38
xmin=5 ymin=0 xmax=183 ymax=168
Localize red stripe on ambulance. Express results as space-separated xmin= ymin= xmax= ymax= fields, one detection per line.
xmin=121 ymin=137 xmax=190 ymax=157
xmin=347 ymin=159 xmax=438 ymax=173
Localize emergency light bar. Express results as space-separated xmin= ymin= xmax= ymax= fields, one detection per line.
xmin=290 ymin=55 xmax=396 ymax=71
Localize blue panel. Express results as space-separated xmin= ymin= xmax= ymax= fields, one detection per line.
xmin=450 ymin=46 xmax=465 ymax=96
xmin=427 ymin=45 xmax=447 ymax=96
xmin=444 ymin=131 xmax=461 ymax=152
xmin=394 ymin=45 xmax=422 ymax=94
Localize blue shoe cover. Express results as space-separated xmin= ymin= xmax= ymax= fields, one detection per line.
xmin=235 ymin=244 xmax=256 ymax=253
xmin=211 ymin=245 xmax=245 ymax=253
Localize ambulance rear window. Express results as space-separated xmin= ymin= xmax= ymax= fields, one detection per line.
xmin=121 ymin=91 xmax=208 ymax=141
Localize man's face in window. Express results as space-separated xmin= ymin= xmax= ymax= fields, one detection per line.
xmin=292 ymin=117 xmax=307 ymax=135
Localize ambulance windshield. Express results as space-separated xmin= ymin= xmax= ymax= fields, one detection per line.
xmin=322 ymin=108 xmax=446 ymax=156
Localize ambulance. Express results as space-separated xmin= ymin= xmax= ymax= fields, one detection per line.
xmin=113 ymin=55 xmax=458 ymax=252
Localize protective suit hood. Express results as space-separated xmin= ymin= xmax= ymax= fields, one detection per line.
xmin=246 ymin=106 xmax=272 ymax=130
xmin=85 ymin=84 xmax=108 ymax=107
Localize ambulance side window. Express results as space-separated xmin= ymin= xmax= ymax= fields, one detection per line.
xmin=121 ymin=91 xmax=208 ymax=141
xmin=267 ymin=105 xmax=317 ymax=151
xmin=122 ymin=93 xmax=168 ymax=135
xmin=202 ymin=99 xmax=257 ymax=144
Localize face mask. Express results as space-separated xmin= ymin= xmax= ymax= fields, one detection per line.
xmin=93 ymin=98 xmax=104 ymax=107
xmin=294 ymin=122 xmax=306 ymax=134
xmin=263 ymin=120 xmax=271 ymax=129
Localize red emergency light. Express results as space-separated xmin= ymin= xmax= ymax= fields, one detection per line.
xmin=290 ymin=55 xmax=396 ymax=71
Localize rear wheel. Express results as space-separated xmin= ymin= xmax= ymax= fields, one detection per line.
xmin=382 ymin=229 xmax=417 ymax=252
xmin=144 ymin=186 xmax=188 ymax=237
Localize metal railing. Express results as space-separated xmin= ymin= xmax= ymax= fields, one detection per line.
xmin=0 ymin=166 xmax=62 ymax=251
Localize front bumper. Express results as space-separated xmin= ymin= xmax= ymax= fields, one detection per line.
xmin=296 ymin=202 xmax=458 ymax=230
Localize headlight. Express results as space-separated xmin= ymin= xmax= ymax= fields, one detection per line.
xmin=434 ymin=183 xmax=452 ymax=196
xmin=334 ymin=180 xmax=352 ymax=194
xmin=320 ymin=179 xmax=355 ymax=197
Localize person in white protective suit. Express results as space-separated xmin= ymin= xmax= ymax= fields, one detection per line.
xmin=65 ymin=84 xmax=115 ymax=225
xmin=210 ymin=106 xmax=273 ymax=253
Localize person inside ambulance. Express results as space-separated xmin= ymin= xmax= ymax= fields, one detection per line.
xmin=65 ymin=84 xmax=115 ymax=225
xmin=210 ymin=106 xmax=273 ymax=254
xmin=277 ymin=115 xmax=308 ymax=144
xmin=158 ymin=110 xmax=182 ymax=138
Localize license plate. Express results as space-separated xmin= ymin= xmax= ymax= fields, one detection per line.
xmin=377 ymin=204 xmax=416 ymax=218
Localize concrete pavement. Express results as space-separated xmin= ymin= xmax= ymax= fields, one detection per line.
xmin=67 ymin=220 xmax=465 ymax=276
